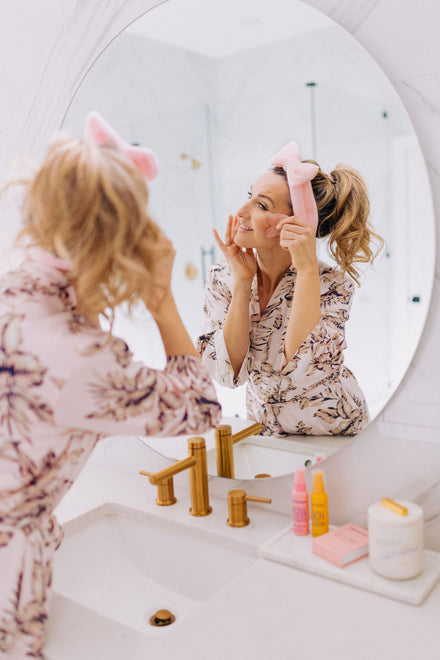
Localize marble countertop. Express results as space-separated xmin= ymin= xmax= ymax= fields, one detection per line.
xmin=45 ymin=434 xmax=440 ymax=660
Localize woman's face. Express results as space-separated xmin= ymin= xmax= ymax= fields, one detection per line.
xmin=234 ymin=171 xmax=292 ymax=249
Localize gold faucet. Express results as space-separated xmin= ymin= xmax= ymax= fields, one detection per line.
xmin=215 ymin=422 xmax=262 ymax=478
xmin=139 ymin=437 xmax=212 ymax=516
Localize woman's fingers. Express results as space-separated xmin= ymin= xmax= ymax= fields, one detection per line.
xmin=280 ymin=233 xmax=308 ymax=248
xmin=280 ymin=222 xmax=316 ymax=243
xmin=280 ymin=227 xmax=318 ymax=267
xmin=224 ymin=214 xmax=234 ymax=245
xmin=265 ymin=214 xmax=312 ymax=239
xmin=213 ymin=223 xmax=240 ymax=258
xmin=215 ymin=214 xmax=240 ymax=250
xmin=278 ymin=214 xmax=311 ymax=230
xmin=230 ymin=214 xmax=240 ymax=243
xmin=280 ymin=226 xmax=311 ymax=239
xmin=280 ymin=231 xmax=313 ymax=249
xmin=212 ymin=228 xmax=225 ymax=249
xmin=212 ymin=229 xmax=233 ymax=261
xmin=265 ymin=213 xmax=288 ymax=238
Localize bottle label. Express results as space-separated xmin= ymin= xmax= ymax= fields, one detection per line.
xmin=292 ymin=501 xmax=309 ymax=535
xmin=312 ymin=509 xmax=326 ymax=524
xmin=293 ymin=505 xmax=308 ymax=522
xmin=311 ymin=503 xmax=328 ymax=536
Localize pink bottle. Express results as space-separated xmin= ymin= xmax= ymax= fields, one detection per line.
xmin=292 ymin=467 xmax=309 ymax=536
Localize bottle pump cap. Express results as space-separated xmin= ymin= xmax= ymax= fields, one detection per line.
xmin=294 ymin=467 xmax=306 ymax=492
xmin=312 ymin=471 xmax=325 ymax=494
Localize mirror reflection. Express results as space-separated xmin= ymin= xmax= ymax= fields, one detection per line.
xmin=198 ymin=154 xmax=379 ymax=437
xmin=62 ymin=0 xmax=435 ymax=476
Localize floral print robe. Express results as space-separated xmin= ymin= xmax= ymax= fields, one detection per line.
xmin=197 ymin=260 xmax=369 ymax=437
xmin=0 ymin=248 xmax=221 ymax=658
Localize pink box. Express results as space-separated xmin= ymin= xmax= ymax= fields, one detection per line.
xmin=312 ymin=523 xmax=369 ymax=568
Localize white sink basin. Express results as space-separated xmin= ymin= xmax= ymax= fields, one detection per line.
xmin=207 ymin=436 xmax=332 ymax=479
xmin=52 ymin=504 xmax=255 ymax=634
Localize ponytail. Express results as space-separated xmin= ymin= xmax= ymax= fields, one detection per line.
xmin=305 ymin=160 xmax=384 ymax=285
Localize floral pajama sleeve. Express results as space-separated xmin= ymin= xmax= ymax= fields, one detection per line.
xmin=197 ymin=259 xmax=369 ymax=437
xmin=0 ymin=249 xmax=221 ymax=658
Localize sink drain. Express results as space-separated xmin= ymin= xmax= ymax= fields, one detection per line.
xmin=149 ymin=609 xmax=176 ymax=627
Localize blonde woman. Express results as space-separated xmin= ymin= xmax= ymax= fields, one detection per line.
xmin=198 ymin=140 xmax=382 ymax=437
xmin=0 ymin=112 xmax=221 ymax=658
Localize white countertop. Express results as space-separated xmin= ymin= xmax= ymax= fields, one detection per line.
xmin=45 ymin=435 xmax=440 ymax=660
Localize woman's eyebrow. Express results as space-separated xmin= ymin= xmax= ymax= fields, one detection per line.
xmin=257 ymin=194 xmax=274 ymax=207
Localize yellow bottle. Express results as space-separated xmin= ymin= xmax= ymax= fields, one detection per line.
xmin=311 ymin=471 xmax=329 ymax=537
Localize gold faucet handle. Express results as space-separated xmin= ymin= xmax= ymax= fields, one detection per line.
xmin=231 ymin=422 xmax=262 ymax=445
xmin=139 ymin=471 xmax=177 ymax=506
xmin=227 ymin=489 xmax=272 ymax=528
xmin=246 ymin=495 xmax=272 ymax=504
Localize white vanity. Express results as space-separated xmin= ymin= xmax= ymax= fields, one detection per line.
xmin=45 ymin=429 xmax=440 ymax=660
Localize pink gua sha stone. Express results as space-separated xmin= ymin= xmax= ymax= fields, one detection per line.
xmin=265 ymin=213 xmax=289 ymax=238
xmin=85 ymin=111 xmax=158 ymax=182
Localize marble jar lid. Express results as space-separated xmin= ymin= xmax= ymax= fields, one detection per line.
xmin=368 ymin=500 xmax=422 ymax=526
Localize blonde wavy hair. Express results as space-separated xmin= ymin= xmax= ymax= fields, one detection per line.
xmin=274 ymin=162 xmax=384 ymax=285
xmin=14 ymin=132 xmax=171 ymax=323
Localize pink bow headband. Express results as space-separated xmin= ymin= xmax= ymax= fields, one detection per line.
xmin=85 ymin=111 xmax=158 ymax=181
xmin=269 ymin=141 xmax=319 ymax=229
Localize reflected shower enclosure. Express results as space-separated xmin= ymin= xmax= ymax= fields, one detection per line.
xmin=62 ymin=0 xmax=434 ymax=422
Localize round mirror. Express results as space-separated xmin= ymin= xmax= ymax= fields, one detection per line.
xmin=62 ymin=0 xmax=435 ymax=477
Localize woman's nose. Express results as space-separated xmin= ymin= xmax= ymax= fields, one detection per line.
xmin=237 ymin=200 xmax=251 ymax=217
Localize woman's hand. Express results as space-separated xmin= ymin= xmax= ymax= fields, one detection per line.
xmin=276 ymin=215 xmax=318 ymax=272
xmin=142 ymin=231 xmax=176 ymax=318
xmin=215 ymin=215 xmax=254 ymax=377
xmin=213 ymin=214 xmax=257 ymax=283
xmin=142 ymin=231 xmax=199 ymax=358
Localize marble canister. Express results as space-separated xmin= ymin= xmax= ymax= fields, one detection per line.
xmin=368 ymin=500 xmax=424 ymax=580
